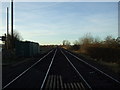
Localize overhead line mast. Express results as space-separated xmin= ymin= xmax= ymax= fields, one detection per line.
xmin=11 ymin=0 xmax=14 ymax=49
xmin=7 ymin=7 xmax=9 ymax=36
xmin=6 ymin=7 xmax=9 ymax=49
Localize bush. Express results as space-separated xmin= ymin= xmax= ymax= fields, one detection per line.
xmin=70 ymin=45 xmax=80 ymax=51
xmin=86 ymin=45 xmax=120 ymax=62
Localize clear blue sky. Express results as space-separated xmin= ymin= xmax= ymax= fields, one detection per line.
xmin=1 ymin=2 xmax=118 ymax=45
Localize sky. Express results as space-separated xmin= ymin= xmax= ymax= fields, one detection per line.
xmin=1 ymin=1 xmax=119 ymax=45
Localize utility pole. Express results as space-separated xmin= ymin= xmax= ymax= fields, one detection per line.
xmin=11 ymin=0 xmax=14 ymax=49
xmin=118 ymin=2 xmax=120 ymax=45
xmin=6 ymin=7 xmax=9 ymax=49
xmin=7 ymin=7 xmax=9 ymax=36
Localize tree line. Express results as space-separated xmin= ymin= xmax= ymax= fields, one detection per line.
xmin=62 ymin=33 xmax=120 ymax=63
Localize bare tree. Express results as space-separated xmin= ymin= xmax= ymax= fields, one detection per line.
xmin=104 ymin=35 xmax=116 ymax=44
xmin=63 ymin=40 xmax=66 ymax=46
xmin=79 ymin=33 xmax=94 ymax=45
xmin=13 ymin=30 xmax=23 ymax=41
xmin=103 ymin=35 xmax=120 ymax=48
xmin=73 ymin=40 xmax=80 ymax=45
xmin=116 ymin=37 xmax=120 ymax=44
xmin=63 ymin=40 xmax=71 ymax=46
xmin=6 ymin=30 xmax=23 ymax=49
xmin=94 ymin=36 xmax=100 ymax=43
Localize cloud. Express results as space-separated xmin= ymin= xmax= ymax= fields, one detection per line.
xmin=18 ymin=29 xmax=56 ymax=38
xmin=1 ymin=2 xmax=117 ymax=45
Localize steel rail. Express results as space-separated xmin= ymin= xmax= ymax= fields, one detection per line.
xmin=60 ymin=49 xmax=92 ymax=90
xmin=65 ymin=50 xmax=120 ymax=85
xmin=40 ymin=49 xmax=57 ymax=89
xmin=2 ymin=49 xmax=54 ymax=89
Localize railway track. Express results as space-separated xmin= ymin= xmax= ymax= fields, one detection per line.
xmin=2 ymin=47 xmax=120 ymax=89
xmin=42 ymin=48 xmax=87 ymax=89
xmin=62 ymin=48 xmax=120 ymax=90
xmin=2 ymin=48 xmax=55 ymax=89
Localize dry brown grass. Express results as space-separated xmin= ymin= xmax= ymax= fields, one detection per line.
xmin=83 ymin=44 xmax=120 ymax=62
xmin=98 ymin=60 xmax=120 ymax=74
xmin=68 ymin=43 xmax=120 ymax=74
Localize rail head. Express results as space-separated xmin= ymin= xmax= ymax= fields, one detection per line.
xmin=2 ymin=49 xmax=54 ymax=89
xmin=60 ymin=49 xmax=92 ymax=90
xmin=40 ymin=49 xmax=57 ymax=89
xmin=65 ymin=50 xmax=120 ymax=85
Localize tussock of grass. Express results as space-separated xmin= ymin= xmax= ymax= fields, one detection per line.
xmin=98 ymin=60 xmax=120 ymax=73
